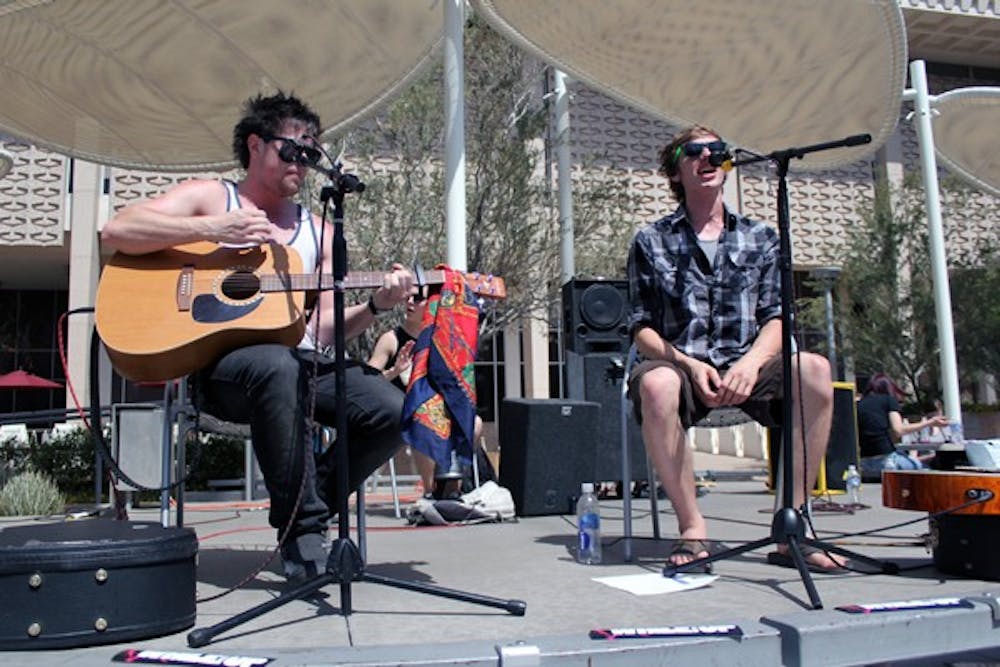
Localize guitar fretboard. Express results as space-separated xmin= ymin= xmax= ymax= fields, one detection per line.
xmin=257 ymin=269 xmax=505 ymax=299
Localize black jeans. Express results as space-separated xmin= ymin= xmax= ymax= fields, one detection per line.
xmin=197 ymin=344 xmax=403 ymax=540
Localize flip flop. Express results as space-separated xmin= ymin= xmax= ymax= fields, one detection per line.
xmin=766 ymin=544 xmax=848 ymax=574
xmin=663 ymin=539 xmax=714 ymax=575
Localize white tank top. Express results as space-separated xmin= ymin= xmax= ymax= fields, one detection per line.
xmin=222 ymin=180 xmax=321 ymax=349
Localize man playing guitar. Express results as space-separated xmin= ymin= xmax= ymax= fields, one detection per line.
xmin=101 ymin=91 xmax=414 ymax=584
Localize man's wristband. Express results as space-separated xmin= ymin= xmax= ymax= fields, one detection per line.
xmin=367 ymin=295 xmax=392 ymax=316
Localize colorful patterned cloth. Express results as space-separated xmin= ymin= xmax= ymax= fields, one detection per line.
xmin=401 ymin=267 xmax=480 ymax=472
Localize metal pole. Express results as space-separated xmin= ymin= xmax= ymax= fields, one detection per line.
xmin=824 ymin=285 xmax=838 ymax=381
xmin=908 ymin=59 xmax=962 ymax=429
xmin=444 ymin=0 xmax=467 ymax=271
xmin=554 ymin=69 xmax=574 ymax=285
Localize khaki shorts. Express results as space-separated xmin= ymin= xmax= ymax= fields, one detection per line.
xmin=628 ymin=354 xmax=784 ymax=430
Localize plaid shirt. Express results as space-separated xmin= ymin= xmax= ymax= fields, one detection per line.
xmin=626 ymin=205 xmax=781 ymax=369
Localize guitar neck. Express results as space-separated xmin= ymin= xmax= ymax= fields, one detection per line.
xmin=254 ymin=258 xmax=507 ymax=299
xmin=259 ymin=269 xmax=468 ymax=293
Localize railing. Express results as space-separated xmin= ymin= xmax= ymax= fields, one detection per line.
xmin=0 ymin=406 xmax=111 ymax=427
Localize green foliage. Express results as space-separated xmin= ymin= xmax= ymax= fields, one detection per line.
xmin=951 ymin=243 xmax=1000 ymax=381
xmin=834 ymin=176 xmax=940 ymax=407
xmin=0 ymin=469 xmax=65 ymax=516
xmin=0 ymin=427 xmax=96 ymax=501
xmin=333 ymin=16 xmax=638 ymax=356
xmin=823 ymin=173 xmax=998 ymax=409
xmin=0 ymin=426 xmax=248 ymax=503
xmin=33 ymin=427 xmax=95 ymax=497
xmin=183 ymin=435 xmax=247 ymax=490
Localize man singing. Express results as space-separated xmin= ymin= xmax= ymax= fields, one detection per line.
xmin=626 ymin=125 xmax=842 ymax=572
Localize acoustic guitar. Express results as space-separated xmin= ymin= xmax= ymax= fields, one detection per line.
xmin=95 ymin=242 xmax=506 ymax=382
xmin=882 ymin=469 xmax=1000 ymax=516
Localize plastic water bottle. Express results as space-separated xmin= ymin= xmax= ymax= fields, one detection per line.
xmin=844 ymin=464 xmax=862 ymax=506
xmin=576 ymin=482 xmax=602 ymax=564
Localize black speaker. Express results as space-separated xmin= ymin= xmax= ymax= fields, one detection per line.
xmin=564 ymin=351 xmax=648 ymax=481
xmin=824 ymin=382 xmax=861 ymax=490
xmin=499 ymin=398 xmax=599 ymax=516
xmin=562 ymin=279 xmax=630 ymax=354
xmin=931 ymin=515 xmax=1000 ymax=580
xmin=767 ymin=382 xmax=860 ymax=492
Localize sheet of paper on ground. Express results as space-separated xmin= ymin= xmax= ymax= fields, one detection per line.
xmin=593 ymin=572 xmax=718 ymax=596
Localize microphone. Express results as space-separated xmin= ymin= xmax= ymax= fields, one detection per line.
xmin=337 ymin=172 xmax=365 ymax=193
xmin=305 ymin=160 xmax=366 ymax=193
xmin=708 ymin=147 xmax=734 ymax=172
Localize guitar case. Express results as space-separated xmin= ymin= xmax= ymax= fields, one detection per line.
xmin=0 ymin=519 xmax=197 ymax=649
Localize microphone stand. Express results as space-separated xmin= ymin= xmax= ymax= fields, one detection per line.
xmin=661 ymin=134 xmax=898 ymax=609
xmin=188 ymin=163 xmax=524 ymax=648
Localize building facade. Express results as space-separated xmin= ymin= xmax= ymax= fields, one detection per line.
xmin=0 ymin=2 xmax=997 ymax=422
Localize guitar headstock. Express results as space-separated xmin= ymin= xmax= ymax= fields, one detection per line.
xmin=463 ymin=272 xmax=507 ymax=299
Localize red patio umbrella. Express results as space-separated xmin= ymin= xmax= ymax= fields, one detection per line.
xmin=0 ymin=370 xmax=63 ymax=389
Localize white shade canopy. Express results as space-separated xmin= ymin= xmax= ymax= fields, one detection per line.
xmin=0 ymin=1 xmax=444 ymax=171
xmin=932 ymin=87 xmax=1000 ymax=198
xmin=473 ymin=0 xmax=908 ymax=170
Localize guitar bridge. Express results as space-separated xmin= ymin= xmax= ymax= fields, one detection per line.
xmin=177 ymin=264 xmax=194 ymax=311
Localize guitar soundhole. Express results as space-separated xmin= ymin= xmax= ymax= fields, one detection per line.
xmin=221 ymin=270 xmax=261 ymax=301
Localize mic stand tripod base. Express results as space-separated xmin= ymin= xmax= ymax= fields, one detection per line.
xmin=187 ymin=535 xmax=527 ymax=648
xmin=661 ymin=505 xmax=899 ymax=610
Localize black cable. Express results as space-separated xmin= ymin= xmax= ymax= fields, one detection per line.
xmin=86 ymin=327 xmax=188 ymax=495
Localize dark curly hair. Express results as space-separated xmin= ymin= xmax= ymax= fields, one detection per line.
xmin=657 ymin=124 xmax=723 ymax=203
xmin=231 ymin=91 xmax=321 ymax=168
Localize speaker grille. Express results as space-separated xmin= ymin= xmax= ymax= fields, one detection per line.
xmin=499 ymin=398 xmax=599 ymax=516
xmin=579 ymin=283 xmax=626 ymax=330
xmin=562 ymin=279 xmax=629 ymax=354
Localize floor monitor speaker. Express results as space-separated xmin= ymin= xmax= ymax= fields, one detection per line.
xmin=499 ymin=398 xmax=599 ymax=516
xmin=564 ymin=351 xmax=648 ymax=481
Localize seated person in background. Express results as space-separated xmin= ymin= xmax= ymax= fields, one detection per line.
xmin=856 ymin=373 xmax=950 ymax=479
xmin=627 ymin=124 xmax=842 ymax=572
xmin=367 ymin=292 xmax=482 ymax=498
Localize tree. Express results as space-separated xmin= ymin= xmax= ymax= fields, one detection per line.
xmin=827 ymin=175 xmax=940 ymax=408
xmin=813 ymin=173 xmax=998 ymax=410
xmin=951 ymin=243 xmax=1000 ymax=383
xmin=325 ymin=17 xmax=637 ymax=356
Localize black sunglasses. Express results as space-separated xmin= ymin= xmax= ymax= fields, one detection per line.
xmin=261 ymin=134 xmax=322 ymax=167
xmin=682 ymin=140 xmax=728 ymax=157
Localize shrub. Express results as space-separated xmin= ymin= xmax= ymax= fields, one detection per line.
xmin=0 ymin=469 xmax=65 ymax=516
xmin=30 ymin=427 xmax=96 ymax=501
xmin=184 ymin=435 xmax=247 ymax=490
